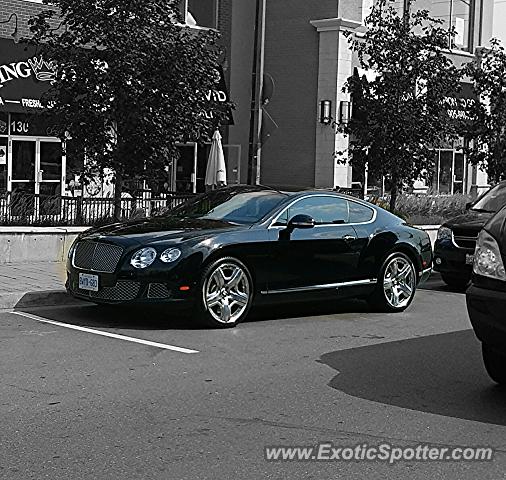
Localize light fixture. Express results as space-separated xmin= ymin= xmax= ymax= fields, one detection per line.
xmin=319 ymin=100 xmax=332 ymax=125
xmin=339 ymin=100 xmax=353 ymax=125
xmin=0 ymin=13 xmax=19 ymax=44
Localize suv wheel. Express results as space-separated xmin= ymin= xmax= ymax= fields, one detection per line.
xmin=482 ymin=344 xmax=506 ymax=385
xmin=441 ymin=273 xmax=470 ymax=291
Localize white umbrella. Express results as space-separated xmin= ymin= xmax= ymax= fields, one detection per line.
xmin=205 ymin=129 xmax=227 ymax=188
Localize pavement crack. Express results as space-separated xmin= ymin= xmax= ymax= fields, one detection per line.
xmin=7 ymin=384 xmax=62 ymax=396
xmin=199 ymin=414 xmax=506 ymax=453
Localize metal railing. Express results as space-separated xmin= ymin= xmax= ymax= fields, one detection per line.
xmin=0 ymin=192 xmax=196 ymax=226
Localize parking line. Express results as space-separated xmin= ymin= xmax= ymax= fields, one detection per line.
xmin=11 ymin=311 xmax=199 ymax=354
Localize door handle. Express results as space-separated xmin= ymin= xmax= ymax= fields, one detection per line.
xmin=343 ymin=235 xmax=356 ymax=242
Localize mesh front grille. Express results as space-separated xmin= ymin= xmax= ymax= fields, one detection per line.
xmin=147 ymin=283 xmax=171 ymax=299
xmin=77 ymin=281 xmax=140 ymax=301
xmin=73 ymin=241 xmax=124 ymax=273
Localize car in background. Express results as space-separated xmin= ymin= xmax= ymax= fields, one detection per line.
xmin=66 ymin=185 xmax=432 ymax=328
xmin=467 ymin=204 xmax=506 ymax=384
xmin=434 ymin=181 xmax=506 ymax=290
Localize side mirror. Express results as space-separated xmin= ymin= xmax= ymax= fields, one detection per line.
xmin=287 ymin=214 xmax=315 ymax=231
xmin=465 ymin=202 xmax=472 ymax=210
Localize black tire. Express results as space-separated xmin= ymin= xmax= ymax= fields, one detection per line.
xmin=482 ymin=344 xmax=506 ymax=385
xmin=441 ymin=273 xmax=470 ymax=291
xmin=368 ymin=252 xmax=417 ymax=313
xmin=195 ymin=256 xmax=254 ymax=328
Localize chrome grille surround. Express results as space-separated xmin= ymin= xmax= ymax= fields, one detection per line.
xmin=452 ymin=232 xmax=478 ymax=250
xmin=147 ymin=283 xmax=171 ymax=299
xmin=73 ymin=241 xmax=124 ymax=273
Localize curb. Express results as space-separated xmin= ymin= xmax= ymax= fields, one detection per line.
xmin=0 ymin=290 xmax=86 ymax=310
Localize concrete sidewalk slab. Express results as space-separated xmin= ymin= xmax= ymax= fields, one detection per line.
xmin=0 ymin=261 xmax=80 ymax=309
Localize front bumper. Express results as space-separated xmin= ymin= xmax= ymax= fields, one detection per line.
xmin=433 ymin=239 xmax=473 ymax=278
xmin=66 ymin=269 xmax=194 ymax=305
xmin=467 ymin=285 xmax=506 ymax=349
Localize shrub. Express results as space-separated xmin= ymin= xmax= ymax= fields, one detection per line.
xmin=369 ymin=193 xmax=471 ymax=225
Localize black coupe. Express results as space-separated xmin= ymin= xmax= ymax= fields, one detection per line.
xmin=66 ymin=186 xmax=432 ymax=328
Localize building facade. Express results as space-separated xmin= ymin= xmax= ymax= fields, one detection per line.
xmin=0 ymin=0 xmax=256 ymax=198
xmin=258 ymin=0 xmax=495 ymax=194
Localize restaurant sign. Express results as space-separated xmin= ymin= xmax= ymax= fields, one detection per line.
xmin=0 ymin=38 xmax=56 ymax=113
xmin=443 ymin=82 xmax=477 ymax=124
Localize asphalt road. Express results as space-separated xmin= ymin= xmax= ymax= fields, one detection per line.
xmin=1 ymin=280 xmax=504 ymax=480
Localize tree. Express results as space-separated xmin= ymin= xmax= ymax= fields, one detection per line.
xmin=337 ymin=0 xmax=463 ymax=211
xmin=464 ymin=39 xmax=506 ymax=184
xmin=29 ymin=0 xmax=232 ymax=219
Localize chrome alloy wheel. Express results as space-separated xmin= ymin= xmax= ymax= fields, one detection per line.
xmin=382 ymin=256 xmax=416 ymax=309
xmin=203 ymin=262 xmax=251 ymax=324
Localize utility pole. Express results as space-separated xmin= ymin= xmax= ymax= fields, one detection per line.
xmin=247 ymin=0 xmax=266 ymax=185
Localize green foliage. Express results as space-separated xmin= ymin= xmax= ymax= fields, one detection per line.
xmin=337 ymin=0 xmax=463 ymax=210
xmin=464 ymin=39 xmax=506 ymax=183
xmin=28 ymin=0 xmax=232 ymax=185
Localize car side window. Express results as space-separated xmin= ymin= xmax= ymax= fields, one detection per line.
xmin=348 ymin=201 xmax=374 ymax=223
xmin=276 ymin=196 xmax=350 ymax=225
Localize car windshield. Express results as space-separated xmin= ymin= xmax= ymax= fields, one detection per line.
xmin=168 ymin=189 xmax=288 ymax=225
xmin=471 ymin=183 xmax=506 ymax=213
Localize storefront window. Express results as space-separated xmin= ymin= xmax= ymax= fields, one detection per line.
xmin=431 ymin=0 xmax=473 ymax=51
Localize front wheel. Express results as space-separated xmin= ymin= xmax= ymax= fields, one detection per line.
xmin=368 ymin=252 xmax=417 ymax=312
xmin=482 ymin=344 xmax=506 ymax=385
xmin=196 ymin=257 xmax=253 ymax=328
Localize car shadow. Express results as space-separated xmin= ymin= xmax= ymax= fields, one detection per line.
xmin=17 ymin=296 xmax=372 ymax=331
xmin=319 ymin=330 xmax=506 ymax=426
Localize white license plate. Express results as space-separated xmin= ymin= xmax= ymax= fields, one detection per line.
xmin=465 ymin=254 xmax=475 ymax=265
xmin=79 ymin=273 xmax=99 ymax=292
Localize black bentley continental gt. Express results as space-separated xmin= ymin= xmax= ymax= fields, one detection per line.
xmin=66 ymin=186 xmax=432 ymax=328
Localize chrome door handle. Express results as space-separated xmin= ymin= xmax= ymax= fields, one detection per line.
xmin=343 ymin=235 xmax=356 ymax=242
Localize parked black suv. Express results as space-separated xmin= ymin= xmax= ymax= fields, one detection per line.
xmin=434 ymin=181 xmax=506 ymax=289
xmin=467 ymin=205 xmax=506 ymax=384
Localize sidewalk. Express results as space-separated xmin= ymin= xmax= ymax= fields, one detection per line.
xmin=0 ymin=261 xmax=76 ymax=309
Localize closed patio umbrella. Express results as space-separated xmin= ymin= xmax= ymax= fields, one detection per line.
xmin=205 ymin=129 xmax=227 ymax=189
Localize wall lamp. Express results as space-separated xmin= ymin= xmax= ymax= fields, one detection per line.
xmin=0 ymin=13 xmax=19 ymax=43
xmin=339 ymin=100 xmax=353 ymax=125
xmin=319 ymin=100 xmax=332 ymax=125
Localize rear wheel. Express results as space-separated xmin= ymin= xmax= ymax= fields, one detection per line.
xmin=482 ymin=344 xmax=506 ymax=385
xmin=441 ymin=273 xmax=470 ymax=291
xmin=196 ymin=257 xmax=253 ymax=328
xmin=368 ymin=252 xmax=417 ymax=312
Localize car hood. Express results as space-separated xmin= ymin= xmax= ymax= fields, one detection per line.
xmin=80 ymin=216 xmax=245 ymax=245
xmin=444 ymin=210 xmax=494 ymax=235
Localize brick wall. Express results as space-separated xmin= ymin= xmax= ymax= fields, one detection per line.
xmin=261 ymin=0 xmax=339 ymax=188
xmin=0 ymin=0 xmax=59 ymax=39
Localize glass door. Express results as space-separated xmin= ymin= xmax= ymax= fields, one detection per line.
xmin=38 ymin=141 xmax=63 ymax=215
xmin=453 ymin=152 xmax=465 ymax=194
xmin=10 ymin=139 xmax=36 ymax=216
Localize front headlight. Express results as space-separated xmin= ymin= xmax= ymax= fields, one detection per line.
xmin=473 ymin=230 xmax=506 ymax=281
xmin=437 ymin=226 xmax=452 ymax=241
xmin=130 ymin=247 xmax=157 ymax=269
xmin=160 ymin=248 xmax=182 ymax=263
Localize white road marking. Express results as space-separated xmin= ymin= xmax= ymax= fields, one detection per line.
xmin=12 ymin=311 xmax=199 ymax=354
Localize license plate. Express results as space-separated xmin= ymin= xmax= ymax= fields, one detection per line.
xmin=465 ymin=254 xmax=475 ymax=265
xmin=79 ymin=273 xmax=99 ymax=292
